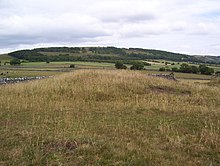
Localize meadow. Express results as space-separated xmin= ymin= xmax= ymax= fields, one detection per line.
xmin=1 ymin=59 xmax=219 ymax=80
xmin=0 ymin=70 xmax=220 ymax=165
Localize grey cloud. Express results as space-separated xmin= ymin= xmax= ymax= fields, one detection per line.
xmin=0 ymin=0 xmax=220 ymax=55
xmin=98 ymin=13 xmax=156 ymax=23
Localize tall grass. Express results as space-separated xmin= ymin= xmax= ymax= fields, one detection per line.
xmin=0 ymin=70 xmax=220 ymax=165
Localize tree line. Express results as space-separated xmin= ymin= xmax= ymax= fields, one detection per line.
xmin=8 ymin=47 xmax=220 ymax=64
xmin=159 ymin=63 xmax=215 ymax=75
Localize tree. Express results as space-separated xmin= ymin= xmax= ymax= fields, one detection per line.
xmin=115 ymin=61 xmax=127 ymax=69
xmin=70 ymin=64 xmax=75 ymax=68
xmin=143 ymin=62 xmax=151 ymax=66
xmin=171 ymin=67 xmax=179 ymax=72
xmin=159 ymin=67 xmax=166 ymax=71
xmin=199 ymin=65 xmax=214 ymax=75
xmin=190 ymin=66 xmax=199 ymax=74
xmin=82 ymin=48 xmax=87 ymax=53
xmin=10 ymin=59 xmax=21 ymax=66
xmin=179 ymin=63 xmax=192 ymax=73
xmin=130 ymin=62 xmax=144 ymax=70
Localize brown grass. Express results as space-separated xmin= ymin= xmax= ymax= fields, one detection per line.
xmin=0 ymin=70 xmax=220 ymax=165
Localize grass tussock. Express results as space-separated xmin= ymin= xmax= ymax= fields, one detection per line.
xmin=0 ymin=70 xmax=220 ymax=165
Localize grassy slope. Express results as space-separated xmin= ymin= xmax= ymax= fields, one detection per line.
xmin=0 ymin=54 xmax=13 ymax=62
xmin=0 ymin=70 xmax=220 ymax=165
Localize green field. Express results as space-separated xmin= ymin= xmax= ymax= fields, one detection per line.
xmin=0 ymin=55 xmax=220 ymax=80
xmin=0 ymin=61 xmax=116 ymax=78
xmin=21 ymin=61 xmax=115 ymax=68
xmin=1 ymin=58 xmax=219 ymax=80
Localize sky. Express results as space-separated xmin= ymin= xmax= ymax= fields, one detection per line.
xmin=0 ymin=0 xmax=220 ymax=55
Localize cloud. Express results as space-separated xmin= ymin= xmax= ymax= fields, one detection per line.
xmin=0 ymin=0 xmax=220 ymax=55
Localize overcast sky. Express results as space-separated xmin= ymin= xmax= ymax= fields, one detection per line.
xmin=0 ymin=0 xmax=220 ymax=55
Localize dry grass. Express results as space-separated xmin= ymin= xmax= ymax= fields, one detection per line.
xmin=0 ymin=70 xmax=220 ymax=165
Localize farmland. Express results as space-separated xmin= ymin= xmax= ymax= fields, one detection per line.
xmin=1 ymin=46 xmax=220 ymax=80
xmin=0 ymin=58 xmax=218 ymax=81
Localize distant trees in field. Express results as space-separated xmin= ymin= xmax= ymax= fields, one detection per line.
xmin=199 ymin=65 xmax=214 ymax=75
xmin=115 ymin=61 xmax=150 ymax=70
xmin=159 ymin=67 xmax=166 ymax=71
xmin=130 ymin=62 xmax=145 ymax=70
xmin=115 ymin=61 xmax=127 ymax=69
xmin=10 ymin=59 xmax=21 ymax=66
xmin=159 ymin=63 xmax=215 ymax=75
xmin=69 ymin=64 xmax=75 ymax=68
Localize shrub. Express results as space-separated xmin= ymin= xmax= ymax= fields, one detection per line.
xmin=172 ymin=67 xmax=179 ymax=72
xmin=130 ymin=62 xmax=144 ymax=70
xmin=199 ymin=65 xmax=214 ymax=75
xmin=159 ymin=67 xmax=166 ymax=71
xmin=10 ymin=59 xmax=21 ymax=66
xmin=70 ymin=64 xmax=75 ymax=68
xmin=191 ymin=66 xmax=199 ymax=74
xmin=143 ymin=62 xmax=151 ymax=66
xmin=115 ymin=61 xmax=127 ymax=69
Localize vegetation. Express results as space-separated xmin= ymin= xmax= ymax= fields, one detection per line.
xmin=130 ymin=62 xmax=145 ymax=70
xmin=160 ymin=63 xmax=215 ymax=75
xmin=9 ymin=59 xmax=21 ymax=66
xmin=69 ymin=64 xmax=75 ymax=68
xmin=199 ymin=65 xmax=215 ymax=75
xmin=115 ymin=61 xmax=127 ymax=69
xmin=159 ymin=67 xmax=166 ymax=71
xmin=7 ymin=47 xmax=220 ymax=64
xmin=0 ymin=70 xmax=220 ymax=165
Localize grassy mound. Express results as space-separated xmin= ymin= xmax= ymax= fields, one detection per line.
xmin=0 ymin=70 xmax=220 ymax=165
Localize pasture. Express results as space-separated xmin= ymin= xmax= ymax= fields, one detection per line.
xmin=0 ymin=70 xmax=219 ymax=165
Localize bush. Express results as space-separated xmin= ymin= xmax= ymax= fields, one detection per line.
xmin=199 ymin=65 xmax=214 ymax=75
xmin=179 ymin=63 xmax=192 ymax=73
xmin=143 ymin=62 xmax=151 ymax=66
xmin=70 ymin=64 xmax=75 ymax=68
xmin=10 ymin=59 xmax=21 ymax=66
xmin=191 ymin=66 xmax=199 ymax=74
xmin=159 ymin=67 xmax=166 ymax=71
xmin=171 ymin=67 xmax=179 ymax=72
xmin=130 ymin=62 xmax=144 ymax=70
xmin=115 ymin=61 xmax=127 ymax=69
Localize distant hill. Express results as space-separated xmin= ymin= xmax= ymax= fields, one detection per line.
xmin=7 ymin=47 xmax=220 ymax=64
xmin=0 ymin=54 xmax=13 ymax=62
